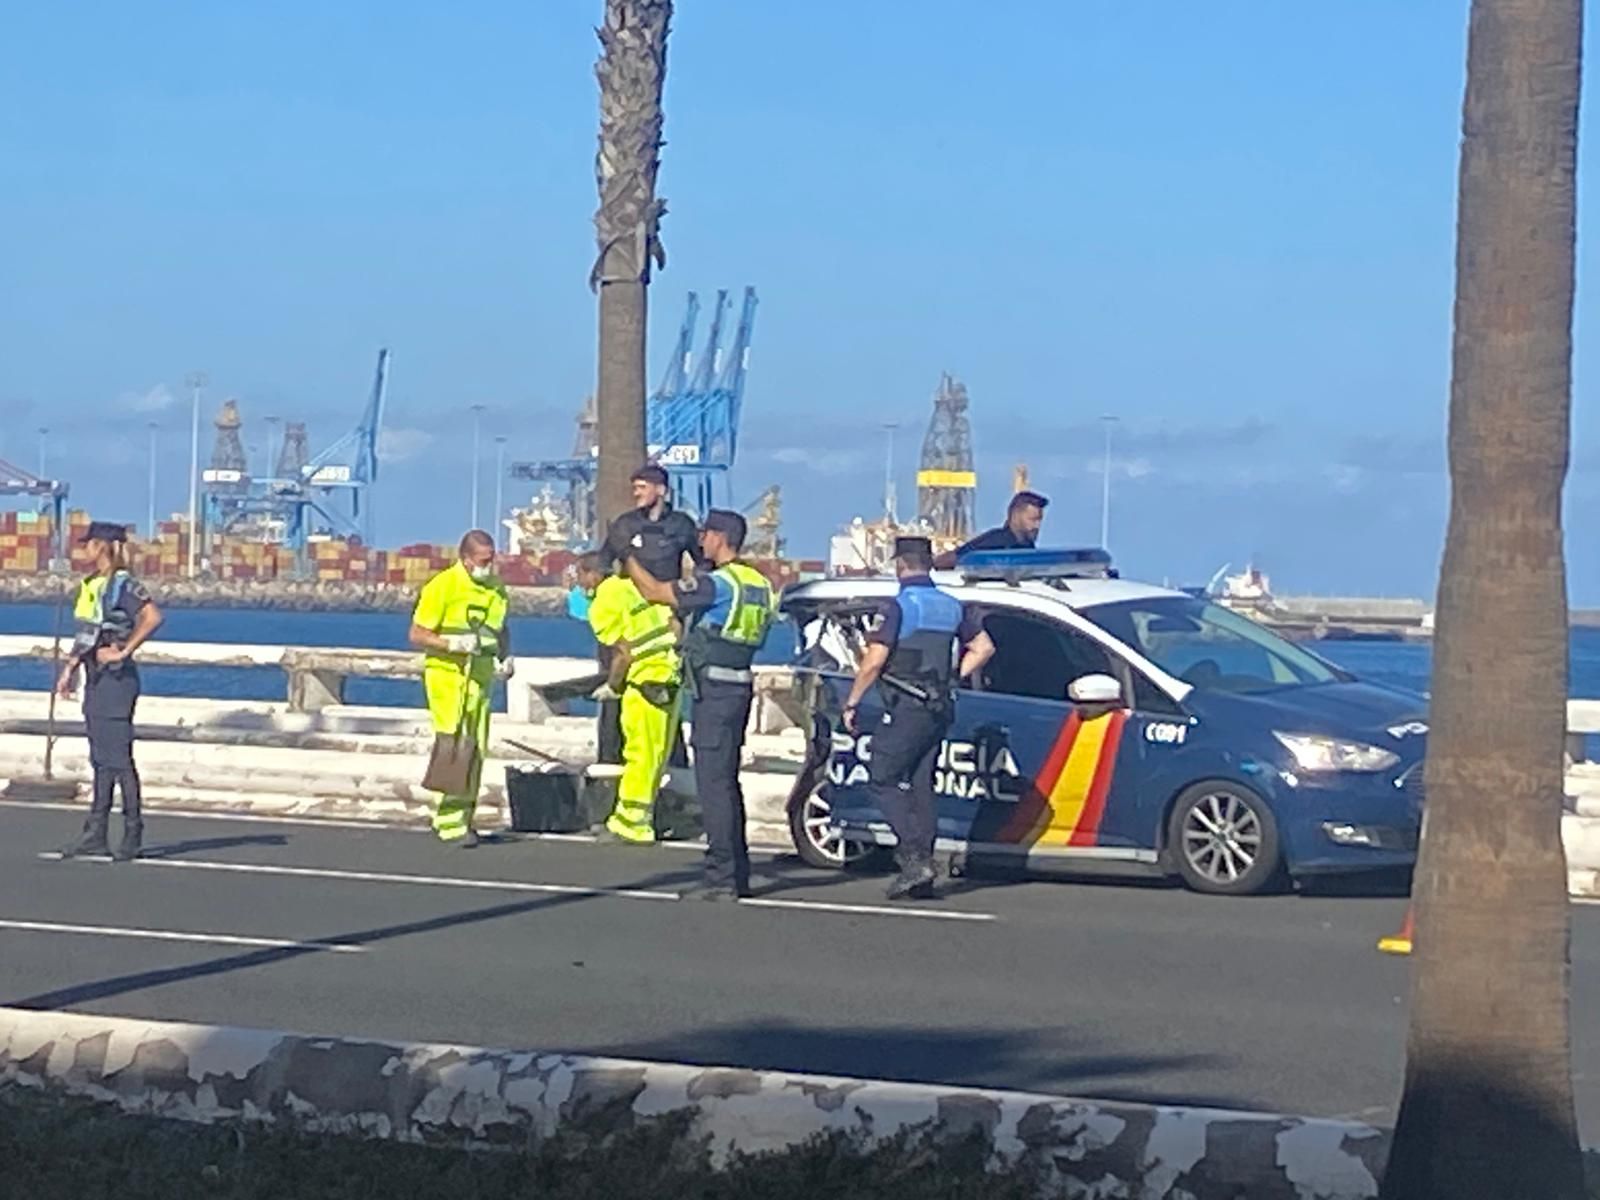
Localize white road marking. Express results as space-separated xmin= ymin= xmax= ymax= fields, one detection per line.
xmin=737 ymin=897 xmax=996 ymax=923
xmin=0 ymin=917 xmax=366 ymax=953
xmin=127 ymin=857 xmax=687 ymax=902
xmin=39 ymin=852 xmax=1000 ymax=923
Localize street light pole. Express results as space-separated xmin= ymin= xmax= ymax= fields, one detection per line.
xmin=36 ymin=427 xmax=48 ymax=480
xmin=1100 ymin=415 xmax=1118 ymax=552
xmin=494 ymin=436 xmax=508 ymax=552
xmin=470 ymin=405 xmax=487 ymax=531
xmin=147 ymin=422 xmax=159 ymax=536
xmin=265 ymin=416 xmax=280 ymax=481
xmin=185 ymin=371 xmax=207 ymax=577
xmin=881 ymin=422 xmax=899 ymax=526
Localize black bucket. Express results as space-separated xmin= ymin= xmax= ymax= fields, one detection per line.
xmin=505 ymin=764 xmax=588 ymax=833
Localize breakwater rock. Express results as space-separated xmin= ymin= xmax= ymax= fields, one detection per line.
xmin=0 ymin=575 xmax=567 ymax=616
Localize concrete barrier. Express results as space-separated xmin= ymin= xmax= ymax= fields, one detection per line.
xmin=0 ymin=1006 xmax=1388 ymax=1199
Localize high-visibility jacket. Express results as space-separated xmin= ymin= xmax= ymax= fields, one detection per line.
xmin=412 ymin=562 xmax=508 ymax=680
xmin=684 ymin=561 xmax=775 ymax=671
xmin=619 ymin=593 xmax=680 ymax=686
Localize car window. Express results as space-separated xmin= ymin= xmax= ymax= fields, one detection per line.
xmin=1080 ymin=597 xmax=1344 ymax=693
xmin=976 ymin=610 xmax=1116 ymax=702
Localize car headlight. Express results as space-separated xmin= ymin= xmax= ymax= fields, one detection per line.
xmin=1272 ymin=732 xmax=1399 ymax=773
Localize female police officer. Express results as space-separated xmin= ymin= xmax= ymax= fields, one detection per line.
xmin=57 ymin=521 xmax=163 ymax=862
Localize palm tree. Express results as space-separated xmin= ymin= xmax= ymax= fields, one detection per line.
xmin=591 ymin=0 xmax=672 ymax=525
xmin=1380 ymin=2 xmax=1584 ymax=1197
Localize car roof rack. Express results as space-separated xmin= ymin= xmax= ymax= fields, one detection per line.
xmin=955 ymin=547 xmax=1114 ymax=585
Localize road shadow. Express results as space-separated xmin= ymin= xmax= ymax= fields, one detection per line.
xmin=1297 ymin=868 xmax=1413 ymax=899
xmin=583 ymin=1019 xmax=1250 ymax=1112
xmin=135 ymin=835 xmax=290 ymax=861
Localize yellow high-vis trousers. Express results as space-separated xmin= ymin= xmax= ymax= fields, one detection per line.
xmin=607 ymin=684 xmax=680 ymax=843
xmin=424 ymin=664 xmax=493 ymax=841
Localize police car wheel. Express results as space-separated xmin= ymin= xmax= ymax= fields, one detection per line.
xmin=790 ymin=791 xmax=880 ymax=871
xmin=1168 ymin=782 xmax=1285 ymax=896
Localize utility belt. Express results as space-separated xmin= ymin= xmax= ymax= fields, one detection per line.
xmin=627 ymin=679 xmax=680 ymax=709
xmin=882 ymin=672 xmax=952 ymax=714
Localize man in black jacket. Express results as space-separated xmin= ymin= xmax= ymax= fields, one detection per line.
xmin=600 ymin=464 xmax=700 ymax=582
xmin=933 ymin=490 xmax=1049 ymax=569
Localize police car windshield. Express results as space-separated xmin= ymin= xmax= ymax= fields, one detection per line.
xmin=1080 ymin=597 xmax=1345 ymax=693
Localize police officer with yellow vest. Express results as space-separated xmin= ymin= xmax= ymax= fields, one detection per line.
xmin=408 ymin=531 xmax=509 ymax=848
xmin=57 ymin=521 xmax=164 ymax=862
xmin=629 ymin=509 xmax=775 ymax=899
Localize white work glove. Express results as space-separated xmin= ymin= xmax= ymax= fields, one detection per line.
xmin=500 ymin=657 xmax=517 ymax=679
xmin=591 ymin=682 xmax=621 ymax=702
xmin=442 ymin=633 xmax=476 ymax=654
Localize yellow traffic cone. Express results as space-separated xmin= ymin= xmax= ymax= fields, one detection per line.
xmin=1378 ymin=906 xmax=1415 ymax=955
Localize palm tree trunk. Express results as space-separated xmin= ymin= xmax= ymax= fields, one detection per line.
xmin=1380 ymin=2 xmax=1584 ymax=1197
xmin=592 ymin=0 xmax=672 ymax=527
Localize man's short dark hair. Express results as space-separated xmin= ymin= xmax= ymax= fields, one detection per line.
xmin=1008 ymin=490 xmax=1050 ymax=513
xmin=894 ymin=536 xmax=934 ymax=572
xmin=702 ymin=509 xmax=747 ymax=551
xmin=632 ymin=463 xmax=669 ymax=488
xmin=459 ymin=530 xmax=495 ymax=556
xmin=575 ymin=551 xmax=602 ymax=574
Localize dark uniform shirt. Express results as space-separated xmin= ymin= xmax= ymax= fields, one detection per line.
xmin=83 ymin=574 xmax=151 ymax=719
xmin=601 ymin=504 xmax=701 ymax=583
xmin=957 ymin=525 xmax=1034 ymax=555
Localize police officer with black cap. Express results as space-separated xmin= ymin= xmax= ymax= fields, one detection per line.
xmin=628 ymin=509 xmax=776 ymax=899
xmin=843 ymin=535 xmax=993 ymax=899
xmin=56 ymin=521 xmax=164 ymax=862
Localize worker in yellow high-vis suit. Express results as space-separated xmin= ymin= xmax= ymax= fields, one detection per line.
xmin=587 ymin=569 xmax=681 ymax=844
xmin=408 ymin=531 xmax=509 ymax=848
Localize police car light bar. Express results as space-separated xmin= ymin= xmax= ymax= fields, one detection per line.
xmin=956 ymin=547 xmax=1114 ymax=583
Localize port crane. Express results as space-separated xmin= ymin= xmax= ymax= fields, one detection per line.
xmin=201 ymin=349 xmax=389 ymax=572
xmin=0 ymin=459 xmax=68 ymax=567
xmin=511 ymin=286 xmax=758 ymax=535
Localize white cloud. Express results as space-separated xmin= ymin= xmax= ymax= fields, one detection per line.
xmin=123 ymin=384 xmax=176 ymax=414
xmin=1325 ymin=464 xmax=1366 ymax=494
xmin=1084 ymin=455 xmax=1156 ymax=481
xmin=378 ymin=428 xmax=434 ymax=463
xmin=769 ymin=446 xmax=868 ymax=476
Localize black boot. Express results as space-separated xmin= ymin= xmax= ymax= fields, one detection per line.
xmin=61 ymin=771 xmax=114 ymax=858
xmin=112 ymin=767 xmax=143 ymax=862
xmin=886 ymin=853 xmax=938 ymax=901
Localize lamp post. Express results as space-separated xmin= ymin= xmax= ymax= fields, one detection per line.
xmin=470 ymin=405 xmax=487 ymax=530
xmin=265 ymin=415 xmax=280 ymax=481
xmin=494 ymin=436 xmax=508 ymax=551
xmin=185 ymin=371 xmax=207 ymax=577
xmin=147 ymin=422 xmax=159 ymax=536
xmin=1099 ymin=415 xmax=1118 ymax=552
xmin=36 ymin=427 xmax=48 ymax=480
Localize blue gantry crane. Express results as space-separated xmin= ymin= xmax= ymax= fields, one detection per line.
xmin=0 ymin=459 xmax=68 ymax=567
xmin=646 ymin=286 xmax=758 ymax=514
xmin=510 ymin=286 xmax=758 ymax=537
xmin=201 ymin=349 xmax=389 ymax=572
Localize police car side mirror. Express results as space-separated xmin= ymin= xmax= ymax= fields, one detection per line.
xmin=1067 ymin=674 xmax=1122 ymax=705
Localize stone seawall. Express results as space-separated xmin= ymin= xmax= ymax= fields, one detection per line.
xmin=0 ymin=575 xmax=567 ymax=616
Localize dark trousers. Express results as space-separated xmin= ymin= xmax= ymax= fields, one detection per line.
xmin=692 ymin=678 xmax=754 ymax=892
xmin=868 ymin=701 xmax=948 ymax=865
xmin=83 ymin=712 xmax=142 ymax=843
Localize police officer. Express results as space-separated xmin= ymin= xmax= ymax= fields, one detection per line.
xmin=628 ymin=509 xmax=775 ymax=900
xmin=600 ymin=463 xmax=700 ymax=582
xmin=933 ymin=490 xmax=1050 ymax=569
xmin=843 ymin=536 xmax=993 ymax=899
xmin=57 ymin=521 xmax=164 ymax=862
xmin=408 ymin=531 xmax=510 ymax=848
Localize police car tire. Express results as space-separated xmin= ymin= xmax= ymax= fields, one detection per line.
xmin=789 ymin=790 xmax=887 ymax=871
xmin=1167 ymin=782 xmax=1286 ymax=896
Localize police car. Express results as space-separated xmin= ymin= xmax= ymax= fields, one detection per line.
xmin=780 ymin=549 xmax=1427 ymax=896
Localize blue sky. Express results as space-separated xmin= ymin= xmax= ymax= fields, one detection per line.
xmin=1 ymin=1 xmax=1596 ymax=599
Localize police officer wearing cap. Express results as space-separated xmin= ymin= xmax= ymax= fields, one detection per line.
xmin=628 ymin=509 xmax=776 ymax=899
xmin=843 ymin=535 xmax=993 ymax=900
xmin=601 ymin=463 xmax=701 ymax=583
xmin=57 ymin=521 xmax=164 ymax=862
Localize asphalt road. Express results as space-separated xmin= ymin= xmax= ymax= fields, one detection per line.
xmin=2 ymin=800 xmax=1597 ymax=1136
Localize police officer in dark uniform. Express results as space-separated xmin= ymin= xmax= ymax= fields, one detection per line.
xmin=628 ymin=510 xmax=775 ymax=900
xmin=843 ymin=536 xmax=993 ymax=899
xmin=56 ymin=521 xmax=164 ymax=862
xmin=601 ymin=464 xmax=701 ymax=582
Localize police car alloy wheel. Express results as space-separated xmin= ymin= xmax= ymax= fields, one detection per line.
xmin=1168 ymin=781 xmax=1285 ymax=896
xmin=790 ymin=790 xmax=874 ymax=870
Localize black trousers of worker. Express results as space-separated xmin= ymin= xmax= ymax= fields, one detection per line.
xmin=82 ymin=672 xmax=143 ymax=848
xmin=868 ymin=699 xmax=949 ymax=866
xmin=692 ymin=676 xmax=755 ymax=892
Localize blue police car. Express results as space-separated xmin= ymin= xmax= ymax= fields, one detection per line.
xmin=780 ymin=549 xmax=1428 ymax=895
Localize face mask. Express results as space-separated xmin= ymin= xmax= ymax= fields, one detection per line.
xmin=469 ymin=564 xmax=492 ymax=582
